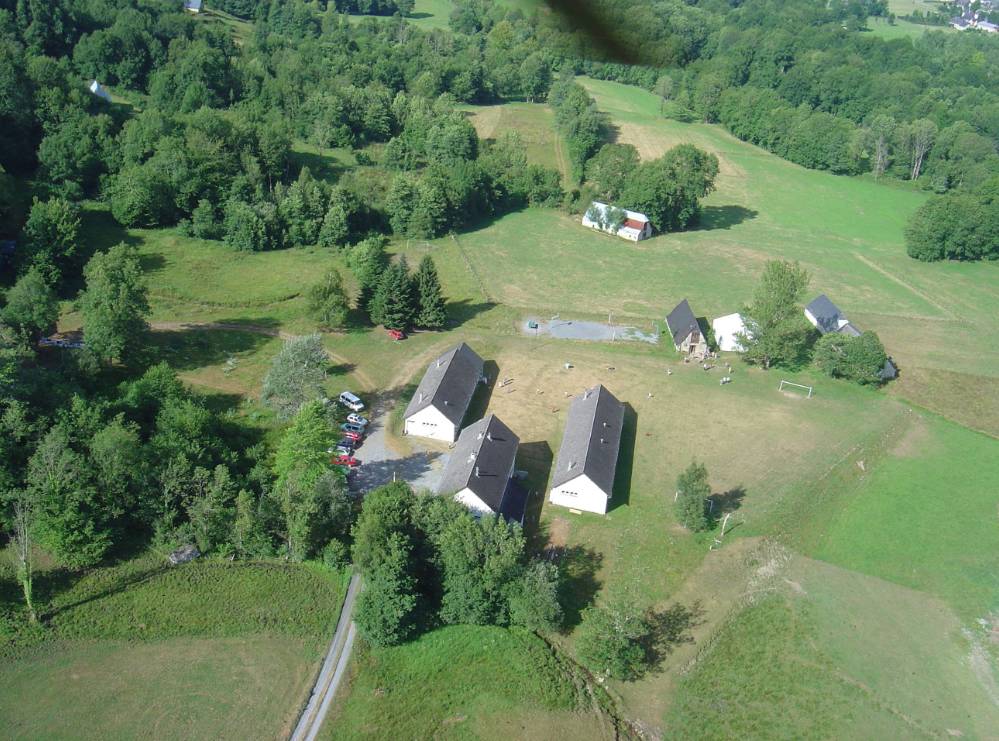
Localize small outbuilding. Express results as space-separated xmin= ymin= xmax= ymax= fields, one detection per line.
xmin=437 ymin=415 xmax=524 ymax=523
xmin=805 ymin=294 xmax=867 ymax=337
xmin=403 ymin=342 xmax=485 ymax=443
xmin=582 ymin=201 xmax=653 ymax=242
xmin=87 ymin=80 xmax=112 ymax=102
xmin=666 ymin=299 xmax=708 ymax=357
xmin=549 ymin=385 xmax=625 ymax=515
xmin=712 ymin=313 xmax=750 ymax=352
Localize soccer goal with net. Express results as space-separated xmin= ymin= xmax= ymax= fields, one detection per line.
xmin=779 ymin=380 xmax=813 ymax=398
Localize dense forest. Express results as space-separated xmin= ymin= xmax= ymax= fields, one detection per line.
xmin=1 ymin=0 xmax=997 ymax=626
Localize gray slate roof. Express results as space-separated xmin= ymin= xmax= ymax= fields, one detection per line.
xmin=403 ymin=343 xmax=484 ymax=427
xmin=837 ymin=321 xmax=862 ymax=338
xmin=665 ymin=299 xmax=699 ymax=346
xmin=550 ymin=385 xmax=624 ymax=497
xmin=805 ymin=294 xmax=843 ymax=333
xmin=438 ymin=415 xmax=520 ymax=514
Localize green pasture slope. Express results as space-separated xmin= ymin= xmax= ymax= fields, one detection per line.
xmin=322 ymin=625 xmax=610 ymax=740
xmin=0 ymin=553 xmax=348 ymax=740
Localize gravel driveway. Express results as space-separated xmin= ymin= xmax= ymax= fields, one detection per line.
xmin=349 ymin=401 xmax=448 ymax=495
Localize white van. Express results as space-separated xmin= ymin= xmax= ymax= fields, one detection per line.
xmin=338 ymin=391 xmax=365 ymax=411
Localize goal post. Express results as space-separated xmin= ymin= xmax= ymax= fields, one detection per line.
xmin=779 ymin=380 xmax=813 ymax=398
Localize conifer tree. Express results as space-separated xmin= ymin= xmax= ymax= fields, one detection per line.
xmin=415 ymin=255 xmax=447 ymax=329
xmin=371 ymin=258 xmax=416 ymax=331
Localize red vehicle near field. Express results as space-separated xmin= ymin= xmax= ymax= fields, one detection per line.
xmin=332 ymin=454 xmax=360 ymax=467
xmin=386 ymin=328 xmax=406 ymax=340
xmin=342 ymin=429 xmax=362 ymax=441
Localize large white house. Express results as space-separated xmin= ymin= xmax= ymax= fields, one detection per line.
xmin=403 ymin=342 xmax=484 ymax=443
xmin=549 ymin=385 xmax=625 ymax=515
xmin=712 ymin=313 xmax=751 ymax=352
xmin=437 ymin=415 xmax=527 ymax=523
xmin=582 ymin=201 xmax=652 ymax=242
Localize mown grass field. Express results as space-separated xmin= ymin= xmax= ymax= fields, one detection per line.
xmin=322 ymin=625 xmax=611 ymax=740
xmin=0 ymin=553 xmax=348 ymax=740
xmin=465 ymin=102 xmax=570 ymax=182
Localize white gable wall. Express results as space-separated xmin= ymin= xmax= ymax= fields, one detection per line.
xmin=404 ymin=405 xmax=457 ymax=442
xmin=549 ymin=473 xmax=609 ymax=514
xmin=454 ymin=488 xmax=495 ymax=517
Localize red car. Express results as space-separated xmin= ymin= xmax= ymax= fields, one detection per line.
xmin=332 ymin=454 xmax=360 ymax=467
xmin=386 ymin=328 xmax=406 ymax=341
xmin=342 ymin=429 xmax=362 ymax=441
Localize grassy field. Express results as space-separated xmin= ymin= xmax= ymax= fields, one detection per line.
xmin=0 ymin=553 xmax=348 ymax=739
xmin=322 ymin=625 xmax=612 ymax=740
xmin=465 ymin=102 xmax=570 ymax=182
xmin=663 ymin=556 xmax=999 ymax=739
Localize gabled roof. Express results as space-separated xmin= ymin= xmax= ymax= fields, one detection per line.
xmin=665 ymin=299 xmax=699 ymax=345
xmin=550 ymin=385 xmax=624 ymax=497
xmin=586 ymin=201 xmax=649 ymax=224
xmin=805 ymin=294 xmax=843 ymax=333
xmin=403 ymin=343 xmax=484 ymax=427
xmin=880 ymin=357 xmax=898 ymax=381
xmin=438 ymin=415 xmax=520 ymax=514
xmin=836 ymin=321 xmax=862 ymax=338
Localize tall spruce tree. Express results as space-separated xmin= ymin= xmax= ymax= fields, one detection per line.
xmin=371 ymin=258 xmax=416 ymax=331
xmin=415 ymin=255 xmax=447 ymax=329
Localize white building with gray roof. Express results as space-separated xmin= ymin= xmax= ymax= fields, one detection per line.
xmin=549 ymin=385 xmax=625 ymax=515
xmin=437 ymin=415 xmax=526 ymax=522
xmin=403 ymin=343 xmax=484 ymax=442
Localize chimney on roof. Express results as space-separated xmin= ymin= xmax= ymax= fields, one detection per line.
xmin=602 ymin=421 xmax=608 ymax=428
xmin=568 ymin=461 xmax=576 ymax=470
xmin=437 ymin=358 xmax=444 ymax=368
xmin=477 ymin=430 xmax=484 ymax=440
xmin=419 ymin=392 xmax=425 ymax=403
xmin=486 ymin=431 xmax=493 ymax=442
xmin=444 ymin=399 xmax=450 ymax=405
xmin=475 ymin=466 xmax=481 ymax=477
xmin=600 ymin=438 xmax=606 ymax=444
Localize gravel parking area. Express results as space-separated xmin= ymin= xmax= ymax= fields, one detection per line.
xmin=348 ymin=402 xmax=448 ymax=495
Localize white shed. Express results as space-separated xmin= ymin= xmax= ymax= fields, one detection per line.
xmin=712 ymin=313 xmax=750 ymax=352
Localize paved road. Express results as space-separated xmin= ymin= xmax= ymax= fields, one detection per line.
xmin=290 ymin=573 xmax=362 ymax=741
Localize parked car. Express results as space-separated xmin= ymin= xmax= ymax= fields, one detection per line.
xmin=387 ymin=328 xmax=406 ymax=341
xmin=341 ymin=429 xmax=362 ymax=441
xmin=338 ymin=391 xmax=364 ymax=411
xmin=332 ymin=454 xmax=361 ymax=467
xmin=335 ymin=438 xmax=358 ymax=453
xmin=341 ymin=422 xmax=365 ymax=436
xmin=347 ymin=413 xmax=369 ymax=426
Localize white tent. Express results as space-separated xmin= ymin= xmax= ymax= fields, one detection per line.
xmin=88 ymin=80 xmax=112 ymax=102
xmin=712 ymin=313 xmax=750 ymax=352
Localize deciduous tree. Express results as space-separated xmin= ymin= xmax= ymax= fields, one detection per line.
xmin=79 ymin=243 xmax=150 ymax=364
xmin=262 ymin=334 xmax=328 ymax=420
xmin=741 ymin=260 xmax=813 ymax=369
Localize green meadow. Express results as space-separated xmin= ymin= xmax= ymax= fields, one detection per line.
xmin=0 ymin=554 xmax=348 ymax=740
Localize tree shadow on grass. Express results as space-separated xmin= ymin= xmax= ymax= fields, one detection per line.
xmin=640 ymin=601 xmax=704 ymax=671
xmin=141 ymin=327 xmax=275 ymax=373
xmin=447 ymin=299 xmax=499 ymax=327
xmin=709 ymin=485 xmax=746 ymax=520
xmin=692 ymin=205 xmax=758 ymax=232
xmin=608 ymin=402 xmax=637 ymax=512
xmin=557 ymin=545 xmax=604 ymax=631
xmin=35 ymin=561 xmax=170 ymax=623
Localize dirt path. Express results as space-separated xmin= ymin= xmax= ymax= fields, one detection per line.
xmin=147 ymin=321 xmax=376 ymax=392
xmin=852 ymin=253 xmax=956 ymax=320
